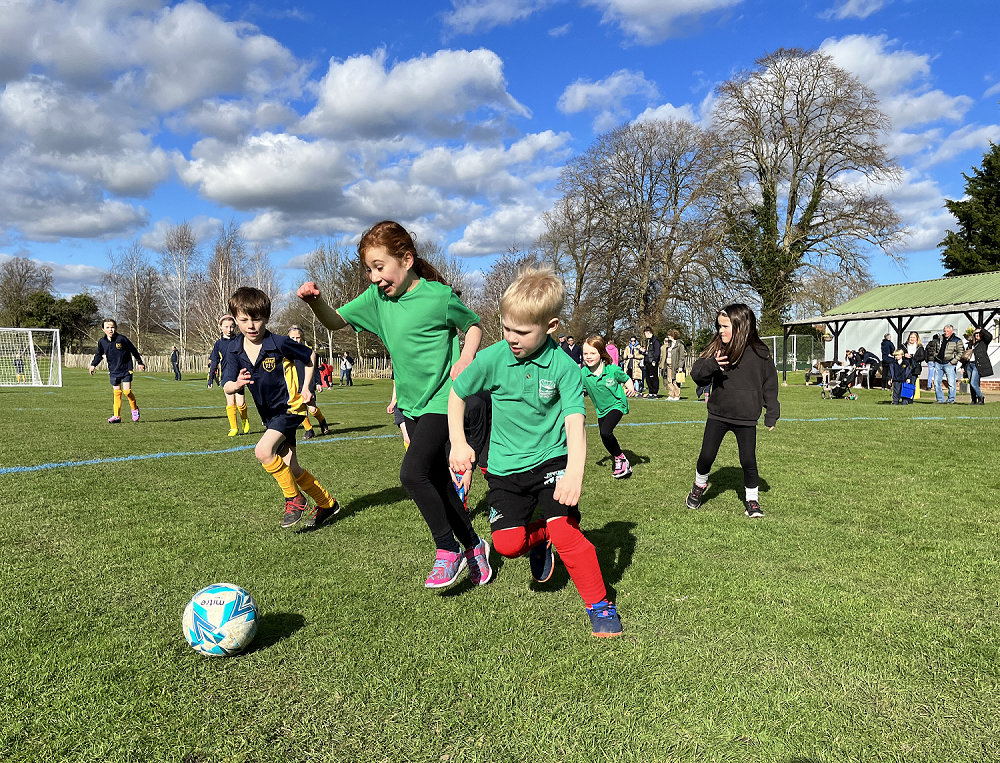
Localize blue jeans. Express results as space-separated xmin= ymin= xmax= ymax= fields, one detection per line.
xmin=935 ymin=362 xmax=957 ymax=402
xmin=969 ymin=363 xmax=982 ymax=399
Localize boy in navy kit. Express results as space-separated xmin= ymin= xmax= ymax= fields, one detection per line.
xmin=89 ymin=319 xmax=145 ymax=423
xmin=209 ymin=314 xmax=251 ymax=436
xmin=223 ymin=287 xmax=340 ymax=529
xmin=449 ymin=268 xmax=623 ymax=637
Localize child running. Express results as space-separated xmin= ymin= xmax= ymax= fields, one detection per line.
xmin=288 ymin=326 xmax=331 ymax=439
xmin=223 ymin=287 xmax=340 ymax=530
xmin=685 ymin=303 xmax=779 ymax=519
xmin=449 ymin=268 xmax=624 ymax=638
xmin=298 ymin=220 xmax=491 ymax=589
xmin=581 ymin=335 xmax=637 ymax=479
xmin=208 ymin=314 xmax=251 ymax=436
xmin=89 ymin=319 xmax=145 ymax=423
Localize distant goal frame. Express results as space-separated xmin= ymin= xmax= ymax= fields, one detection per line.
xmin=0 ymin=327 xmax=62 ymax=387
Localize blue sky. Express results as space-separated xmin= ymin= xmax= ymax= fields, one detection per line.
xmin=1 ymin=0 xmax=997 ymax=296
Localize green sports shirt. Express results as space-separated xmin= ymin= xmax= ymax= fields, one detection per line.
xmin=452 ymin=336 xmax=586 ymax=476
xmin=338 ymin=280 xmax=479 ymax=418
xmin=580 ymin=362 xmax=630 ymax=418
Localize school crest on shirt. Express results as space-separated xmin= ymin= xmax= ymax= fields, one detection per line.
xmin=538 ymin=378 xmax=556 ymax=401
xmin=605 ymin=378 xmax=617 ymax=389
xmin=115 ymin=343 xmax=122 ymax=350
xmin=262 ymin=357 xmax=276 ymax=372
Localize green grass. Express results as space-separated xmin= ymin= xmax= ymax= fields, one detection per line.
xmin=1 ymin=369 xmax=998 ymax=762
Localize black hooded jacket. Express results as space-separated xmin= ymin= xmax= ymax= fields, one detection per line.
xmin=691 ymin=343 xmax=780 ymax=427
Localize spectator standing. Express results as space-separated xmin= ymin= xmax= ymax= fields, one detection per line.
xmin=660 ymin=330 xmax=685 ymax=400
xmin=623 ymin=335 xmax=645 ymax=394
xmin=880 ymin=333 xmax=895 ymax=389
xmin=641 ymin=326 xmax=661 ymax=398
xmin=170 ymin=345 xmax=181 ymax=381
xmin=563 ymin=335 xmax=583 ymax=366
xmin=606 ymin=339 xmax=620 ymax=367
xmin=340 ymin=352 xmax=354 ymax=386
xmin=902 ymin=332 xmax=925 ymax=397
xmin=924 ymin=334 xmax=940 ymax=391
xmin=933 ymin=324 xmax=963 ymax=404
xmin=967 ymin=327 xmax=993 ymax=405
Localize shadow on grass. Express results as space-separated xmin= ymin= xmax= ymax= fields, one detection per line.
xmin=326 ymin=424 xmax=388 ymax=436
xmin=786 ymin=758 xmax=824 ymax=763
xmin=527 ymin=520 xmax=637 ymax=599
xmin=165 ymin=414 xmax=227 ymax=422
xmin=243 ymin=612 xmax=306 ymax=654
xmin=335 ymin=485 xmax=410 ymax=521
xmin=596 ymin=448 xmax=650 ymax=469
xmin=702 ymin=467 xmax=770 ymax=505
xmin=469 ymin=494 xmax=488 ymax=521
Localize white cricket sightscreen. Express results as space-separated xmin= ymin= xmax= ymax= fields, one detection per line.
xmin=0 ymin=328 xmax=62 ymax=387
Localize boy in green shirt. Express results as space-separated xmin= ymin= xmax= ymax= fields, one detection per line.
xmin=449 ymin=268 xmax=623 ymax=637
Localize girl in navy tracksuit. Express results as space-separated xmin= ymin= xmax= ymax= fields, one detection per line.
xmin=685 ymin=304 xmax=779 ymax=518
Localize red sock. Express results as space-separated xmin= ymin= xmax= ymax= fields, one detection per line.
xmin=547 ymin=516 xmax=607 ymax=606
xmin=492 ymin=519 xmax=548 ymax=558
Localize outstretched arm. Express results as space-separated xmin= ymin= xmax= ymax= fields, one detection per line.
xmin=297 ymin=281 xmax=348 ymax=332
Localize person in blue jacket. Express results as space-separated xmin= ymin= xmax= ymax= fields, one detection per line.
xmin=89 ymin=319 xmax=145 ymax=423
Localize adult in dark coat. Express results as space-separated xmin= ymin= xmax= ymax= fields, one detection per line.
xmin=170 ymin=345 xmax=181 ymax=381
xmin=563 ymin=336 xmax=583 ymax=366
xmin=880 ymin=333 xmax=895 ymax=389
xmin=967 ymin=327 xmax=993 ymax=405
xmin=641 ymin=327 xmax=661 ymax=398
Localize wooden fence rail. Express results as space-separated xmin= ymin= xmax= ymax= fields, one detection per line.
xmin=62 ymin=353 xmax=395 ymax=379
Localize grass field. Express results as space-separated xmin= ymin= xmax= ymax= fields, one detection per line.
xmin=1 ymin=369 xmax=998 ymax=763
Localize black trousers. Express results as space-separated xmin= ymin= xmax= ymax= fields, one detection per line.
xmin=695 ymin=418 xmax=759 ymax=489
xmin=598 ymin=409 xmax=624 ymax=457
xmin=172 ymin=362 xmax=181 ymax=381
xmin=643 ymin=365 xmax=660 ymax=395
xmin=401 ymin=413 xmax=479 ymax=553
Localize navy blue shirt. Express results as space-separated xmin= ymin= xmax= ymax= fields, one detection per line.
xmin=209 ymin=335 xmax=240 ymax=380
xmin=91 ymin=334 xmax=143 ymax=375
xmin=223 ymin=332 xmax=313 ymax=423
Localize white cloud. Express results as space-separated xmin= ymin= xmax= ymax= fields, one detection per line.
xmin=449 ymin=202 xmax=550 ymax=257
xmin=820 ymin=0 xmax=885 ymax=21
xmin=920 ymin=124 xmax=1000 ymax=167
xmin=984 ymin=82 xmax=1000 ymax=98
xmin=558 ymin=69 xmax=657 ymax=130
xmin=634 ymin=101 xmax=698 ymax=125
xmin=583 ymin=0 xmax=743 ymax=45
xmin=0 ymin=252 xmax=108 ymax=295
xmin=549 ymin=22 xmax=572 ymax=36
xmin=443 ymin=0 xmax=559 ymax=34
xmin=139 ymin=215 xmax=222 ymax=249
xmin=819 ymin=34 xmax=928 ymax=94
xmin=299 ymin=49 xmax=529 ymax=139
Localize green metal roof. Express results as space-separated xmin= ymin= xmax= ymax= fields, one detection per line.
xmin=787 ymin=270 xmax=1000 ymax=325
xmin=823 ymin=271 xmax=1000 ymax=316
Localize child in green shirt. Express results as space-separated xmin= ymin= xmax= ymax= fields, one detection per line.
xmin=298 ymin=220 xmax=491 ymax=590
xmin=449 ymin=268 xmax=623 ymax=638
xmin=581 ymin=335 xmax=637 ymax=479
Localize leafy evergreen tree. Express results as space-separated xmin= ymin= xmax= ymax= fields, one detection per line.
xmin=940 ymin=142 xmax=1000 ymax=275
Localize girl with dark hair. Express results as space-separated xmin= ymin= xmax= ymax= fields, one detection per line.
xmin=297 ymin=220 xmax=492 ymax=589
xmin=581 ymin=335 xmax=638 ymax=479
xmin=685 ymin=303 xmax=779 ymax=518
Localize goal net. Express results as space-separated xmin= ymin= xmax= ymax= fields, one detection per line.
xmin=0 ymin=328 xmax=62 ymax=387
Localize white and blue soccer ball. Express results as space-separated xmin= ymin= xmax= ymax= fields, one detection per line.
xmin=182 ymin=583 xmax=258 ymax=657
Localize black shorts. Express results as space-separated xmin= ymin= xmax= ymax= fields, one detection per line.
xmin=484 ymin=455 xmax=581 ymax=532
xmin=110 ymin=372 xmax=133 ymax=386
xmin=264 ymin=413 xmax=305 ymax=448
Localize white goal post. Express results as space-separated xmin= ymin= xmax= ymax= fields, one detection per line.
xmin=0 ymin=328 xmax=62 ymax=387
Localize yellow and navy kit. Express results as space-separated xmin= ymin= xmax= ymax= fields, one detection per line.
xmin=292 ymin=343 xmax=318 ymax=395
xmin=209 ymin=335 xmax=240 ymax=382
xmin=223 ymin=331 xmax=312 ymax=425
xmin=91 ymin=333 xmax=144 ymax=376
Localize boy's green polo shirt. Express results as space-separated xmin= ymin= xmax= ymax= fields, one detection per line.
xmin=338 ymin=279 xmax=479 ymax=418
xmin=581 ymin=363 xmax=630 ymax=418
xmin=452 ymin=336 xmax=586 ymax=476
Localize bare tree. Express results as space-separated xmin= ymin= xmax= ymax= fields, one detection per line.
xmin=714 ymin=47 xmax=905 ymax=330
xmin=159 ymin=222 xmax=200 ymax=360
xmin=107 ymin=239 xmax=162 ymax=351
xmin=191 ymin=221 xmax=245 ymax=349
xmin=791 ymin=259 xmax=877 ymax=321
xmin=468 ymin=247 xmax=540 ymax=346
xmin=245 ymin=243 xmax=279 ymax=301
xmin=0 ymin=257 xmax=54 ymax=327
xmin=416 ymin=239 xmax=471 ymax=297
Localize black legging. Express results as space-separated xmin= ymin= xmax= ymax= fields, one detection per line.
xmin=401 ymin=413 xmax=479 ymax=553
xmin=695 ymin=418 xmax=758 ymax=488
xmin=644 ymin=365 xmax=660 ymax=396
xmin=598 ymin=410 xmax=624 ymax=457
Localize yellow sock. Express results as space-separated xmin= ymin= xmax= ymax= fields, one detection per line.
xmin=238 ymin=402 xmax=248 ymax=421
xmin=113 ymin=389 xmax=123 ymax=417
xmin=124 ymin=389 xmax=137 ymax=410
xmin=297 ymin=470 xmax=334 ymax=508
xmin=226 ymin=405 xmax=239 ymax=431
xmin=263 ymin=455 xmax=300 ymax=499
xmin=314 ymin=408 xmax=326 ymax=425
xmin=303 ymin=417 xmax=313 ymax=431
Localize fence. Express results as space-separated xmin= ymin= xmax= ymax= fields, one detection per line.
xmin=760 ymin=335 xmax=818 ymax=372
xmin=63 ymin=353 xmax=396 ymax=379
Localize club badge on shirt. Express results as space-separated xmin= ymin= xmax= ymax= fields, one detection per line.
xmin=262 ymin=357 xmax=276 ymax=372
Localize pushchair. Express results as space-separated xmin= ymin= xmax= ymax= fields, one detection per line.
xmin=821 ymin=367 xmax=858 ymax=400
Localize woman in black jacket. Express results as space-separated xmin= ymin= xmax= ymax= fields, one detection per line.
xmin=968 ymin=327 xmax=993 ymax=405
xmin=685 ymin=303 xmax=779 ymax=519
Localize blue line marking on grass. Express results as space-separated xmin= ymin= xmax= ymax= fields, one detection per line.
xmin=0 ymin=433 xmax=399 ymax=475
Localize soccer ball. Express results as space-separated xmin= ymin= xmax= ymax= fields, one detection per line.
xmin=182 ymin=583 xmax=258 ymax=657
